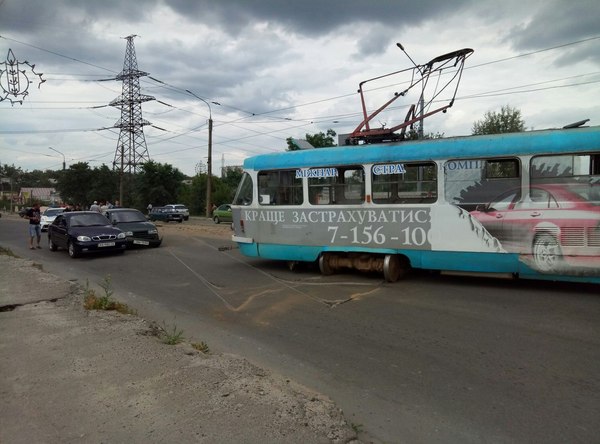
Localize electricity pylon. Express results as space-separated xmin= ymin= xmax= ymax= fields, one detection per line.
xmin=110 ymin=35 xmax=155 ymax=204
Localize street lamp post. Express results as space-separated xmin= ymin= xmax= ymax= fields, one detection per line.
xmin=185 ymin=90 xmax=219 ymax=217
xmin=48 ymin=147 xmax=66 ymax=170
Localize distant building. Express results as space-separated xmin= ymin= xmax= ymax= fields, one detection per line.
xmin=19 ymin=187 xmax=61 ymax=205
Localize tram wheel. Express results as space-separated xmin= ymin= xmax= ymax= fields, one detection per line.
xmin=383 ymin=254 xmax=406 ymax=283
xmin=319 ymin=253 xmax=334 ymax=276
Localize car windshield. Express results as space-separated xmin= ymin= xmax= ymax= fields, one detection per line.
xmin=565 ymin=183 xmax=600 ymax=205
xmin=44 ymin=208 xmax=64 ymax=216
xmin=69 ymin=213 xmax=110 ymax=227
xmin=110 ymin=210 xmax=146 ymax=223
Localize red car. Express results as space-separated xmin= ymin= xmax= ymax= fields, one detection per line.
xmin=470 ymin=182 xmax=600 ymax=273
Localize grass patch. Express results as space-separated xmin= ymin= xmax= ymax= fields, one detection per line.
xmin=0 ymin=246 xmax=17 ymax=257
xmin=351 ymin=423 xmax=363 ymax=434
xmin=83 ymin=275 xmax=137 ymax=315
xmin=191 ymin=341 xmax=210 ymax=354
xmin=159 ymin=321 xmax=184 ymax=345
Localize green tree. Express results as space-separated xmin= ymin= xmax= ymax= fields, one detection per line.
xmin=55 ymin=162 xmax=94 ymax=206
xmin=54 ymin=163 xmax=119 ymax=207
xmin=405 ymin=129 xmax=445 ymax=140
xmin=20 ymin=169 xmax=55 ymax=187
xmin=134 ymin=161 xmax=185 ymax=209
xmin=88 ymin=164 xmax=119 ymax=203
xmin=472 ymin=105 xmax=526 ymax=135
xmin=286 ymin=129 xmax=337 ymax=151
xmin=221 ymin=166 xmax=243 ymax=191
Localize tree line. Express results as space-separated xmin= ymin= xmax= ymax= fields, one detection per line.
xmin=2 ymin=105 xmax=525 ymax=212
xmin=0 ymin=161 xmax=243 ymax=215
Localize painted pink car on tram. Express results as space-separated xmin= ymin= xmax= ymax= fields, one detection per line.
xmin=470 ymin=183 xmax=600 ymax=273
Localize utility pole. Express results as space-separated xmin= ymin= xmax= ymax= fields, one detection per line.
xmin=185 ymin=90 xmax=220 ymax=217
xmin=418 ymin=95 xmax=424 ymax=139
xmin=49 ymin=147 xmax=66 ymax=170
xmin=207 ymin=116 xmax=213 ymax=216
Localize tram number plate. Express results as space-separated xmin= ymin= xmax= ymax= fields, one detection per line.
xmin=98 ymin=242 xmax=115 ymax=247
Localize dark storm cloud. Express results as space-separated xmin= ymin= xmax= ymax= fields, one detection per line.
xmin=0 ymin=0 xmax=476 ymax=88
xmin=0 ymin=0 xmax=159 ymax=32
xmin=506 ymin=0 xmax=600 ymax=65
xmin=165 ymin=0 xmax=475 ymax=37
xmin=0 ymin=0 xmax=161 ymax=73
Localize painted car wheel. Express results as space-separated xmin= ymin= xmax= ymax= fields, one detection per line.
xmin=532 ymin=234 xmax=562 ymax=273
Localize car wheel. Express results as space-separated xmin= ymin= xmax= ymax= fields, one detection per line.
xmin=213 ymin=216 xmax=220 ymax=224
xmin=532 ymin=234 xmax=562 ymax=273
xmin=68 ymin=241 xmax=80 ymax=258
xmin=48 ymin=235 xmax=58 ymax=252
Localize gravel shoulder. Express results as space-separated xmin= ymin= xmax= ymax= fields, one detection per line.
xmin=0 ymin=233 xmax=359 ymax=443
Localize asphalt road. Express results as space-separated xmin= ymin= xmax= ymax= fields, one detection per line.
xmin=2 ymin=214 xmax=599 ymax=443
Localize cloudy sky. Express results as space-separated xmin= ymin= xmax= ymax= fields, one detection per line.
xmin=1 ymin=0 xmax=599 ymax=177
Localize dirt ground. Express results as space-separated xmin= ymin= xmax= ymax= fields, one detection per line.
xmin=154 ymin=217 xmax=234 ymax=240
xmin=0 ymin=215 xmax=361 ymax=443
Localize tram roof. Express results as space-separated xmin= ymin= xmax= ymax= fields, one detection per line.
xmin=244 ymin=126 xmax=600 ymax=171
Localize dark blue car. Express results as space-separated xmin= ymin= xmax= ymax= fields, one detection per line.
xmin=104 ymin=208 xmax=162 ymax=248
xmin=48 ymin=211 xmax=127 ymax=258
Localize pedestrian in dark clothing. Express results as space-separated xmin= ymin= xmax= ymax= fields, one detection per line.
xmin=26 ymin=202 xmax=42 ymax=249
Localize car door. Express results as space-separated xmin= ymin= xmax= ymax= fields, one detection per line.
xmin=51 ymin=215 xmax=69 ymax=248
xmin=473 ymin=189 xmax=521 ymax=249
xmin=497 ymin=187 xmax=560 ymax=253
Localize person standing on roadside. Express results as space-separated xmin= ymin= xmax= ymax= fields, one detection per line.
xmin=90 ymin=201 xmax=101 ymax=212
xmin=26 ymin=202 xmax=42 ymax=250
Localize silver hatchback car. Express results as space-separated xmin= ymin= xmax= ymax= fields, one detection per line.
xmin=164 ymin=204 xmax=189 ymax=221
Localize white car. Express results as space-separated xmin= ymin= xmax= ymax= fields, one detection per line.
xmin=40 ymin=207 xmax=66 ymax=231
xmin=164 ymin=204 xmax=189 ymax=221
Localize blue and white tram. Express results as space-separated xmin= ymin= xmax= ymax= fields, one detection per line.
xmin=231 ymin=126 xmax=600 ymax=283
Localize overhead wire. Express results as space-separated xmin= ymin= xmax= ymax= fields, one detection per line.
xmin=2 ymin=33 xmax=599 ymax=164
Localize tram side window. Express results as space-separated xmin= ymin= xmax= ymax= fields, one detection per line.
xmin=531 ymin=153 xmax=600 ymax=204
xmin=444 ymin=158 xmax=520 ymax=211
xmin=372 ymin=162 xmax=437 ymax=204
xmin=308 ymin=166 xmax=365 ymax=205
xmin=232 ymin=172 xmax=253 ymax=205
xmin=257 ymin=170 xmax=303 ymax=205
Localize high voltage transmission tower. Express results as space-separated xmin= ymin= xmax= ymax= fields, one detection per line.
xmin=110 ymin=35 xmax=154 ymax=200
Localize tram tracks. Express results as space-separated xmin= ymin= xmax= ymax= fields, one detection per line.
xmin=165 ymin=238 xmax=384 ymax=310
